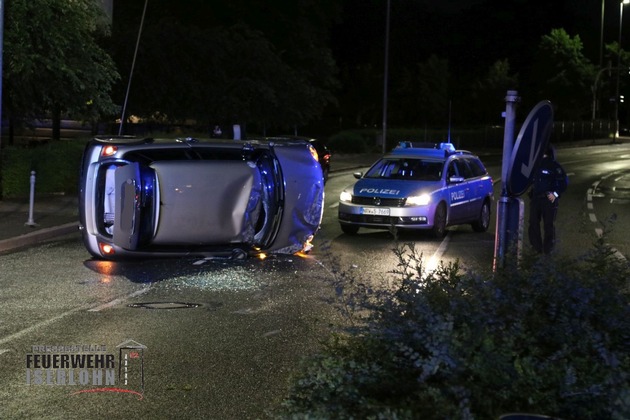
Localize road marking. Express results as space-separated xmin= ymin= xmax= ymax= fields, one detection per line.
xmin=425 ymin=232 xmax=451 ymax=273
xmin=0 ymin=287 xmax=153 ymax=346
xmin=0 ymin=305 xmax=91 ymax=346
xmin=587 ymin=175 xmax=627 ymax=262
xmin=0 ymin=349 xmax=11 ymax=356
xmin=88 ymin=287 xmax=152 ymax=312
xmin=329 ymin=202 xmax=339 ymax=208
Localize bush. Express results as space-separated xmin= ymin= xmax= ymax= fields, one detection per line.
xmin=326 ymin=131 xmax=369 ymax=153
xmin=1 ymin=140 xmax=87 ymax=197
xmin=278 ymin=243 xmax=630 ymax=419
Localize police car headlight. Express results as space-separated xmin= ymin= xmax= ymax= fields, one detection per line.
xmin=406 ymin=194 xmax=430 ymax=206
xmin=339 ymin=191 xmax=353 ymax=202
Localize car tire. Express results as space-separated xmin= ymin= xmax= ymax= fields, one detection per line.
xmin=431 ymin=203 xmax=447 ymax=238
xmin=322 ymin=167 xmax=329 ymax=184
xmin=340 ymin=223 xmax=359 ymax=235
xmin=471 ymin=200 xmax=491 ymax=232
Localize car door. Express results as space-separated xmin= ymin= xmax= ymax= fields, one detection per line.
xmin=113 ymin=163 xmax=143 ymax=250
xmin=463 ymin=157 xmax=491 ymax=220
xmin=445 ymin=159 xmax=470 ymax=223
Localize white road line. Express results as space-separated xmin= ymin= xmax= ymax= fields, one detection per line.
xmin=588 ymin=175 xmax=627 ymax=262
xmin=329 ymin=202 xmax=339 ymax=208
xmin=88 ymin=287 xmax=151 ymax=312
xmin=0 ymin=287 xmax=153 ymax=346
xmin=0 ymin=305 xmax=91 ymax=347
xmin=425 ymin=231 xmax=453 ymax=273
xmin=0 ymin=349 xmax=11 ymax=355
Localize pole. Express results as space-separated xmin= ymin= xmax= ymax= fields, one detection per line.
xmin=0 ymin=0 xmax=5 ymax=198
xmin=381 ymin=0 xmax=390 ymax=154
xmin=493 ymin=90 xmax=519 ymax=271
xmin=119 ymin=0 xmax=148 ymax=136
xmin=615 ymin=1 xmax=627 ymax=142
xmin=25 ymin=171 xmax=38 ymax=227
xmin=601 ymin=0 xmax=605 ymax=68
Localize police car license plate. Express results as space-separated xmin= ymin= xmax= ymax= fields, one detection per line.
xmin=361 ymin=207 xmax=390 ymax=216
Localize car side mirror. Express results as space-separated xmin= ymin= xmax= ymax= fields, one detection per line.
xmin=448 ymin=176 xmax=465 ymax=184
xmin=353 ymin=172 xmax=363 ymax=179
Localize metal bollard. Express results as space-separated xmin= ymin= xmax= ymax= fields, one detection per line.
xmin=25 ymin=170 xmax=39 ymax=227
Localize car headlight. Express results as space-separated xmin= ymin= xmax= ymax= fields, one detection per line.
xmin=339 ymin=191 xmax=353 ymax=202
xmin=406 ymin=194 xmax=430 ymax=206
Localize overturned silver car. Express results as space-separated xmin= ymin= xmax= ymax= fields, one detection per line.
xmin=79 ymin=136 xmax=324 ymax=260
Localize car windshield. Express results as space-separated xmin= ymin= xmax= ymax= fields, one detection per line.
xmin=364 ymin=158 xmax=443 ymax=181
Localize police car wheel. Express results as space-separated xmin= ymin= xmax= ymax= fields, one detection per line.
xmin=431 ymin=204 xmax=447 ymax=238
xmin=340 ymin=223 xmax=359 ymax=235
xmin=471 ymin=200 xmax=491 ymax=232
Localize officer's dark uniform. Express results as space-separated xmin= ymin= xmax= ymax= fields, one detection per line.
xmin=528 ymin=145 xmax=568 ymax=254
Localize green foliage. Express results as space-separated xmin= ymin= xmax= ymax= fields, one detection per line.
xmin=1 ymin=141 xmax=87 ymax=197
xmin=110 ymin=2 xmax=340 ymax=132
xmin=530 ymin=28 xmax=595 ymax=120
xmin=393 ymin=55 xmax=449 ymax=128
xmin=278 ymin=244 xmax=630 ymax=419
xmin=470 ymin=59 xmax=519 ymax=124
xmin=327 ymin=131 xmax=368 ymax=153
xmin=4 ymin=0 xmax=119 ymax=124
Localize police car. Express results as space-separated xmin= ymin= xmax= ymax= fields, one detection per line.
xmin=338 ymin=142 xmax=494 ymax=237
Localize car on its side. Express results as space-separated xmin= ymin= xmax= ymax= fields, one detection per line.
xmin=267 ymin=136 xmax=332 ymax=183
xmin=338 ymin=142 xmax=494 ymax=237
xmin=79 ymin=136 xmax=325 ymax=260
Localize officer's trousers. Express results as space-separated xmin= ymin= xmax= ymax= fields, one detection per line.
xmin=528 ymin=196 xmax=558 ymax=254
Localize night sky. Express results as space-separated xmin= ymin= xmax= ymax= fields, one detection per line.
xmin=332 ymin=0 xmax=608 ymax=81
xmin=113 ymin=0 xmax=622 ymax=84
xmin=109 ymin=0 xmax=630 ymax=129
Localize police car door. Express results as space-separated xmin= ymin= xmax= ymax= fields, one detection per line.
xmin=445 ymin=159 xmax=470 ymax=223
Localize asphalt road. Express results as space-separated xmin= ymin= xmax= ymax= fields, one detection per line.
xmin=0 ymin=142 xmax=629 ymax=419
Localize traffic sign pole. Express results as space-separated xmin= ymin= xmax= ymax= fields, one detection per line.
xmin=494 ymin=97 xmax=554 ymax=271
xmin=494 ymin=90 xmax=520 ymax=271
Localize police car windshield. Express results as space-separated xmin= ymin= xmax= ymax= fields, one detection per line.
xmin=364 ymin=158 xmax=443 ymax=181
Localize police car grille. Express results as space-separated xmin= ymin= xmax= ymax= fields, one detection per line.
xmin=352 ymin=196 xmax=406 ymax=207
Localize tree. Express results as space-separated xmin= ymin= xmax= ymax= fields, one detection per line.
xmin=109 ymin=0 xmax=340 ymax=134
xmin=529 ymin=28 xmax=595 ymax=120
xmin=3 ymin=0 xmax=120 ymax=141
xmin=470 ymin=59 xmax=519 ymax=124
xmin=393 ymin=55 xmax=449 ymax=128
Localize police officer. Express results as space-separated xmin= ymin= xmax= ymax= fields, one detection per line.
xmin=528 ymin=144 xmax=568 ymax=254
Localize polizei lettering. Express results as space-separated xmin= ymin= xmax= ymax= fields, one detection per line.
xmin=451 ymin=190 xmax=465 ymax=201
xmin=359 ymin=188 xmax=400 ymax=195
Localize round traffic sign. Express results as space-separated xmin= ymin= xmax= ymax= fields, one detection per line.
xmin=506 ymin=101 xmax=554 ymax=196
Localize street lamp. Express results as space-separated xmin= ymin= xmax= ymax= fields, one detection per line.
xmin=615 ymin=0 xmax=630 ymax=140
xmin=381 ymin=0 xmax=390 ymax=154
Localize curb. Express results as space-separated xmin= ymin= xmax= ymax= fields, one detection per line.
xmin=0 ymin=222 xmax=79 ymax=253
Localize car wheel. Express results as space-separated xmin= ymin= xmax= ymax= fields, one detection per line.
xmin=431 ymin=203 xmax=447 ymax=238
xmin=340 ymin=223 xmax=359 ymax=235
xmin=472 ymin=200 xmax=491 ymax=232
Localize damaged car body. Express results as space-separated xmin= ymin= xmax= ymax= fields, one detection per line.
xmin=79 ymin=136 xmax=324 ymax=260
